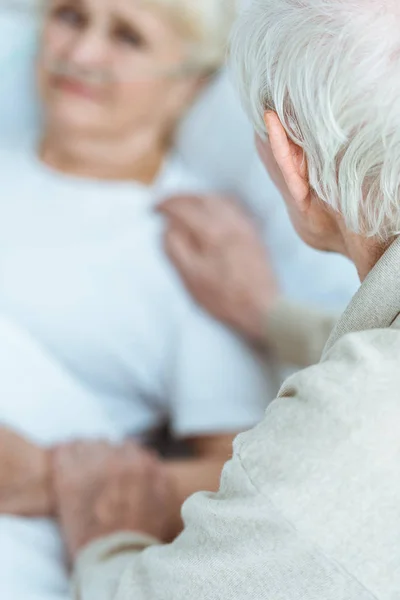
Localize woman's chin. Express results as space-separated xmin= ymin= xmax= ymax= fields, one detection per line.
xmin=46 ymin=105 xmax=104 ymax=137
xmin=43 ymin=83 xmax=104 ymax=124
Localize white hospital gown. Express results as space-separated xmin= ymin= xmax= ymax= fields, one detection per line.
xmin=0 ymin=138 xmax=270 ymax=600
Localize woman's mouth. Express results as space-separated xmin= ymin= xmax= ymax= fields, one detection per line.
xmin=53 ymin=76 xmax=101 ymax=101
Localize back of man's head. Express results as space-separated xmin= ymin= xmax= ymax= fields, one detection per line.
xmin=231 ymin=0 xmax=400 ymax=241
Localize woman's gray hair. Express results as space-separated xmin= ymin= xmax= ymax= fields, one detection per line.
xmin=140 ymin=0 xmax=237 ymax=74
xmin=230 ymin=0 xmax=400 ymax=240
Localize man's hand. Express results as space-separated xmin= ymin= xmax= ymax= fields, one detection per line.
xmin=0 ymin=427 xmax=53 ymax=516
xmin=52 ymin=441 xmax=174 ymax=561
xmin=158 ymin=194 xmax=279 ymax=345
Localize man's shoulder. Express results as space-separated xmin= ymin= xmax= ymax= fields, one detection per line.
xmin=235 ymin=323 xmax=400 ymax=504
xmin=244 ymin=324 xmax=400 ymax=453
xmin=233 ymin=324 xmax=400 ymax=597
xmin=296 ymin=324 xmax=400 ymax=393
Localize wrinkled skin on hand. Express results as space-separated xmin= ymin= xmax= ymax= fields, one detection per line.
xmin=52 ymin=441 xmax=174 ymax=560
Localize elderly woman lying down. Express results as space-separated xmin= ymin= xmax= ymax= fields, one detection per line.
xmin=0 ymin=0 xmax=270 ymax=598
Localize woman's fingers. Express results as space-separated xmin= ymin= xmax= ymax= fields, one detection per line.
xmin=159 ymin=193 xmax=279 ymax=344
xmin=158 ymin=195 xmax=220 ymax=244
xmin=165 ymin=225 xmax=205 ymax=276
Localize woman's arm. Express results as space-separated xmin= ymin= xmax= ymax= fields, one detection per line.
xmin=164 ymin=433 xmax=236 ymax=538
xmin=0 ymin=426 xmax=234 ymax=532
xmin=0 ymin=427 xmax=53 ymax=516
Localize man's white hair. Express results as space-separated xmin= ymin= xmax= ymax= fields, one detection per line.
xmin=141 ymin=0 xmax=237 ymax=73
xmin=230 ymin=0 xmax=400 ymax=240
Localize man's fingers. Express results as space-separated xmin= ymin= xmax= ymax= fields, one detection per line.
xmin=52 ymin=443 xmax=79 ymax=474
xmin=52 ymin=441 xmax=113 ymax=496
xmin=120 ymin=440 xmax=142 ymax=460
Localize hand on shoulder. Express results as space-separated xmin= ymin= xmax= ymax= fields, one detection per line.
xmin=158 ymin=193 xmax=279 ymax=345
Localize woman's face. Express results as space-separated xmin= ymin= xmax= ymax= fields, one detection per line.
xmin=38 ymin=0 xmax=199 ymax=137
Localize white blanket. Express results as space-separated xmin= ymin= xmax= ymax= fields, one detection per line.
xmin=0 ymin=315 xmax=120 ymax=600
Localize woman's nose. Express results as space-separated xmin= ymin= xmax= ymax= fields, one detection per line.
xmin=66 ymin=30 xmax=109 ymax=69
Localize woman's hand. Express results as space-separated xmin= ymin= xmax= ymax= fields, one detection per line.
xmin=0 ymin=427 xmax=53 ymax=516
xmin=159 ymin=194 xmax=279 ymax=345
xmin=52 ymin=441 xmax=174 ymax=561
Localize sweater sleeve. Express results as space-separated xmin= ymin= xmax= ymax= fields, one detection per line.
xmin=73 ymin=326 xmax=400 ymax=600
xmin=263 ymin=298 xmax=338 ymax=367
xmin=72 ymin=325 xmax=400 ymax=600
xmin=73 ymin=428 xmax=374 ymax=600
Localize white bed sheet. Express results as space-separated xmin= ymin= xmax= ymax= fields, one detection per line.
xmin=0 ymin=314 xmax=120 ymax=600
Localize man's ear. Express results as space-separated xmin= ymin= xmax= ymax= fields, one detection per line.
xmin=264 ymin=111 xmax=310 ymax=212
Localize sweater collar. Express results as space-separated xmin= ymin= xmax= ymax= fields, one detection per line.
xmin=323 ymin=236 xmax=400 ymax=357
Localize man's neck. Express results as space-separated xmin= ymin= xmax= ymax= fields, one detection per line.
xmin=340 ymin=228 xmax=391 ymax=282
xmin=40 ymin=126 xmax=168 ymax=185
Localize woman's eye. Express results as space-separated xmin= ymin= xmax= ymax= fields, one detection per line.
xmin=114 ymin=26 xmax=145 ymax=48
xmin=52 ymin=6 xmax=86 ymax=28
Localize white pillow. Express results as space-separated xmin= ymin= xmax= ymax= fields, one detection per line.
xmin=0 ymin=11 xmax=39 ymax=139
xmin=177 ymin=71 xmax=256 ymax=189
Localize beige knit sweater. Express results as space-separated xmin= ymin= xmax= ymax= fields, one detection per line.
xmin=73 ymin=238 xmax=400 ymax=600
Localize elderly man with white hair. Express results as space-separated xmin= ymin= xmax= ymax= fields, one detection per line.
xmin=52 ymin=0 xmax=400 ymax=598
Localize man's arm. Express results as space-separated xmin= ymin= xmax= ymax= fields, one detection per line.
xmin=65 ymin=327 xmax=399 ymax=600
xmin=264 ymin=299 xmax=337 ymax=367
xmin=72 ymin=441 xmax=373 ymax=600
